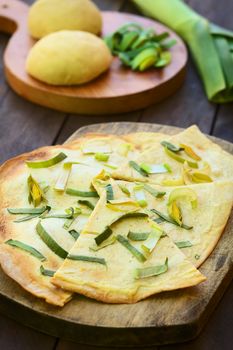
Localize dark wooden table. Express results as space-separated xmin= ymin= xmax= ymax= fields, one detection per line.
xmin=0 ymin=1 xmax=233 ymax=349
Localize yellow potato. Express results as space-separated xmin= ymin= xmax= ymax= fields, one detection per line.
xmin=26 ymin=31 xmax=112 ymax=85
xmin=28 ymin=0 xmax=102 ymax=39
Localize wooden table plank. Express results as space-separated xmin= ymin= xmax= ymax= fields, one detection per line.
xmin=0 ymin=313 xmax=56 ymax=350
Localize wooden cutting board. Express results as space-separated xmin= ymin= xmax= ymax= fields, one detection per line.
xmin=0 ymin=0 xmax=187 ymax=115
xmin=0 ymin=122 xmax=232 ymax=347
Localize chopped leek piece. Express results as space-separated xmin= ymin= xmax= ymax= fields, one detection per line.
xmin=5 ymin=239 xmax=46 ymax=261
xmin=162 ymin=178 xmax=184 ymax=186
xmin=95 ymin=227 xmax=113 ymax=246
xmin=118 ymin=143 xmax=132 ymax=156
xmin=164 ymin=147 xmax=198 ymax=168
xmin=191 ymin=172 xmax=213 ymax=183
xmin=161 ymin=141 xmax=182 ymax=152
xmin=175 ymin=241 xmax=193 ymax=248
xmin=140 ymin=163 xmax=168 ymax=174
xmin=120 ymin=212 xmax=148 ymax=220
xmin=67 ymin=254 xmax=106 ymax=265
xmin=117 ymin=235 xmax=146 ymax=262
xmin=168 ymin=201 xmax=182 ymax=226
xmin=163 ymin=163 xmax=172 ymax=173
xmin=95 ymin=153 xmax=110 ymax=162
xmin=7 ymin=206 xmax=48 ymax=215
xmin=151 ymin=209 xmax=193 ymax=230
xmin=54 ymin=163 xmax=72 ymax=192
xmin=168 ymin=188 xmax=198 ymax=209
xmin=106 ymin=201 xmax=139 ymax=212
xmin=14 ymin=214 xmax=42 ymax=223
xmin=78 ymin=200 xmax=95 ymax=210
xmin=105 ymin=184 xmax=114 ymax=201
xmin=127 ymin=231 xmax=150 ymax=241
xmin=133 ymin=186 xmax=147 ymax=207
xmin=42 ymin=207 xmax=74 ymax=219
xmin=63 ymin=208 xmax=82 ymax=230
xmin=135 ymin=258 xmax=168 ymax=279
xmin=143 ymin=184 xmax=166 ymax=198
xmin=26 ymin=152 xmax=67 ymax=168
xmin=104 ymin=163 xmax=118 ymax=170
xmin=118 ymin=184 xmax=130 ymax=196
xmin=28 ymin=175 xmax=47 ymax=207
xmin=141 ymin=226 xmax=163 ymax=253
xmin=36 ymin=221 xmax=68 ymax=259
xmin=40 ymin=265 xmax=55 ymax=277
xmin=129 ymin=161 xmax=149 ymax=177
xmin=90 ymin=236 xmax=116 ymax=251
xmin=180 ymin=144 xmax=201 ymax=161
xmin=68 ymin=229 xmax=80 ymax=240
xmin=66 ymin=188 xmax=99 ymax=197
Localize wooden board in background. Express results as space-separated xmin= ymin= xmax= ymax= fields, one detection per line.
xmin=0 ymin=0 xmax=187 ymax=114
xmin=0 ymin=122 xmax=232 ymax=348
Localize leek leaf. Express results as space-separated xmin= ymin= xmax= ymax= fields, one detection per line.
xmin=5 ymin=239 xmax=46 ymax=261
xmin=26 ymin=152 xmax=67 ymax=168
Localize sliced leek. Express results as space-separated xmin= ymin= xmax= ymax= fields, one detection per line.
xmin=67 ymin=255 xmax=106 ymax=265
xmin=180 ymin=144 xmax=201 ymax=161
xmin=40 ymin=265 xmax=55 ymax=277
xmin=135 ymin=258 xmax=168 ymax=279
xmin=128 ymin=231 xmax=150 ymax=241
xmin=78 ymin=200 xmax=95 ymax=210
xmin=143 ymin=184 xmax=166 ymax=198
xmin=95 ymin=153 xmax=110 ymax=162
xmin=5 ymin=239 xmax=46 ymax=261
xmin=164 ymin=147 xmax=198 ymax=169
xmin=95 ymin=227 xmax=113 ymax=246
xmin=140 ymin=163 xmax=169 ymax=174
xmin=54 ymin=163 xmax=72 ymax=192
xmin=141 ymin=225 xmax=163 ymax=254
xmin=68 ymin=229 xmax=80 ymax=240
xmin=66 ymin=188 xmax=99 ymax=198
xmin=117 ymin=235 xmax=146 ymax=262
xmin=7 ymin=206 xmax=48 ymax=215
xmin=129 ymin=161 xmax=149 ymax=177
xmin=161 ymin=141 xmax=182 ymax=152
xmin=134 ymin=185 xmax=147 ymax=207
xmin=28 ymin=175 xmax=47 ymax=207
xmin=151 ymin=209 xmax=193 ymax=230
xmin=90 ymin=236 xmax=116 ymax=251
xmin=175 ymin=241 xmax=193 ymax=248
xmin=118 ymin=184 xmax=130 ymax=196
xmin=105 ymin=184 xmax=114 ymax=201
xmin=36 ymin=221 xmax=68 ymax=259
xmin=26 ymin=152 xmax=67 ymax=168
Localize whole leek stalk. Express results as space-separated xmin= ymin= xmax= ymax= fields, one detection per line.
xmin=133 ymin=0 xmax=233 ymax=103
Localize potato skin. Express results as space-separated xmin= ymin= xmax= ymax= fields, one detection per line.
xmin=28 ymin=0 xmax=102 ymax=39
xmin=26 ymin=30 xmax=112 ymax=85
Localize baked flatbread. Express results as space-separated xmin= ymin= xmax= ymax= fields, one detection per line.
xmin=112 ymin=125 xmax=233 ymax=185
xmin=0 ymin=135 xmax=136 ymax=305
xmin=52 ymin=189 xmax=205 ymax=303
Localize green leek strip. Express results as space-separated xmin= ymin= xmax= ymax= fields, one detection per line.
xmin=95 ymin=227 xmax=113 ymax=246
xmin=133 ymin=187 xmax=147 ymax=207
xmin=67 ymin=255 xmax=106 ymax=265
xmin=151 ymin=209 xmax=193 ymax=230
xmin=40 ymin=265 xmax=55 ymax=277
xmin=95 ymin=153 xmax=110 ymax=162
xmin=105 ymin=184 xmax=114 ymax=201
xmin=7 ymin=206 xmax=48 ymax=215
xmin=42 ymin=207 xmax=74 ymax=219
xmin=104 ymin=163 xmax=118 ymax=170
xmin=175 ymin=241 xmax=193 ymax=248
xmin=66 ymin=188 xmax=99 ymax=198
xmin=161 ymin=141 xmax=182 ymax=152
xmin=63 ymin=208 xmax=81 ymax=230
xmin=141 ymin=228 xmax=162 ymax=254
xmin=164 ymin=163 xmax=172 ymax=173
xmin=54 ymin=164 xmax=72 ymax=192
xmin=143 ymin=184 xmax=166 ymax=198
xmin=127 ymin=231 xmax=150 ymax=241
xmin=5 ymin=239 xmax=46 ymax=261
xmin=14 ymin=214 xmax=42 ymax=223
xmin=140 ymin=163 xmax=168 ymax=174
xmin=68 ymin=229 xmax=80 ymax=240
xmin=135 ymin=257 xmax=168 ymax=279
xmin=78 ymin=200 xmax=95 ymax=210
xmin=118 ymin=184 xmax=130 ymax=196
xmin=26 ymin=152 xmax=67 ymax=168
xmin=129 ymin=161 xmax=149 ymax=177
xmin=90 ymin=236 xmax=116 ymax=251
xmin=164 ymin=147 xmax=198 ymax=169
xmin=116 ymin=235 xmax=146 ymax=262
xmin=36 ymin=221 xmax=68 ymax=259
xmin=119 ymin=212 xmax=148 ymax=220
xmin=153 ymin=217 xmax=165 ymax=224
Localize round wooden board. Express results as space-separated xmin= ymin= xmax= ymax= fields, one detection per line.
xmin=0 ymin=0 xmax=187 ymax=115
xmin=0 ymin=122 xmax=233 ymax=347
